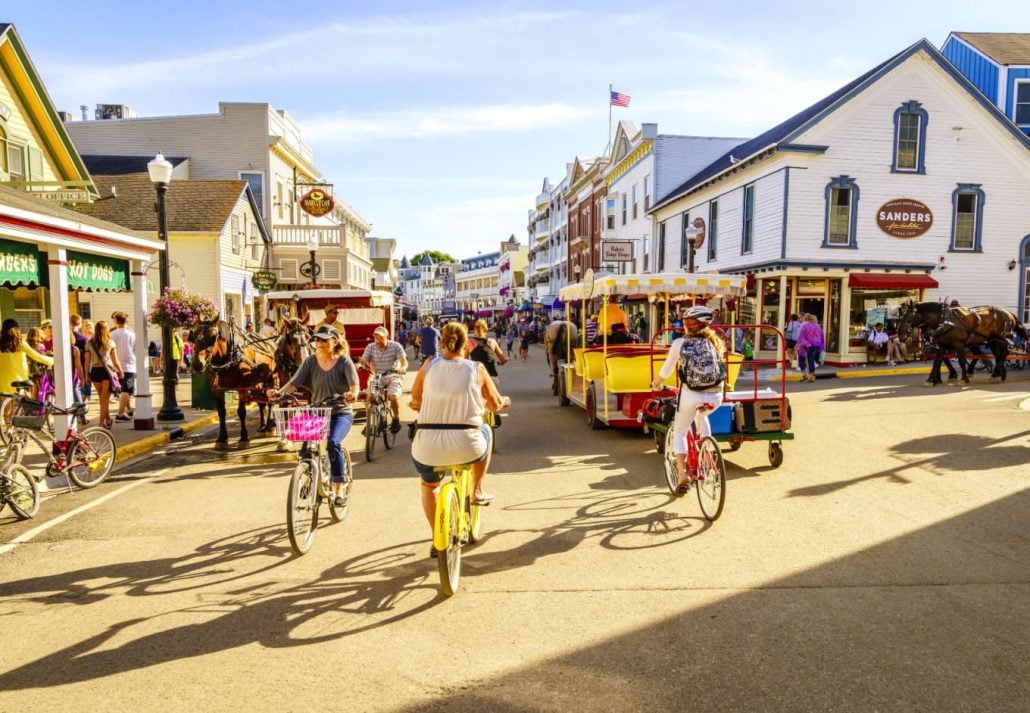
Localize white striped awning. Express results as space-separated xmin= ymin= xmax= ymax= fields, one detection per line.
xmin=559 ymin=272 xmax=747 ymax=301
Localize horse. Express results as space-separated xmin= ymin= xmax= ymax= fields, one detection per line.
xmin=544 ymin=320 xmax=579 ymax=395
xmin=189 ymin=318 xmax=279 ymax=450
xmin=901 ymin=301 xmax=1028 ymax=385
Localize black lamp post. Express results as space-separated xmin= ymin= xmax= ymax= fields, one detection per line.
xmin=148 ymin=153 xmax=184 ymax=422
xmin=300 ymin=233 xmax=321 ymax=287
xmin=685 ymin=225 xmax=701 ymax=274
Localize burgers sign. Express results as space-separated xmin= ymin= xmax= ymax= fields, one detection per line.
xmin=876 ymin=198 xmax=933 ymax=238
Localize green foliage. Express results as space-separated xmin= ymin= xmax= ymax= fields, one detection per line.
xmin=410 ymin=250 xmax=457 ymax=265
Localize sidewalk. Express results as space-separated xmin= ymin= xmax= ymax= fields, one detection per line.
xmin=773 ymin=361 xmax=930 ymax=383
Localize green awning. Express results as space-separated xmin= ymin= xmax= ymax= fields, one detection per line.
xmin=66 ymin=250 xmax=130 ymax=292
xmin=0 ymin=240 xmax=45 ymax=288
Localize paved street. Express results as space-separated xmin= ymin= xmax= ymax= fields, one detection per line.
xmin=1 ymin=345 xmax=1029 ymax=712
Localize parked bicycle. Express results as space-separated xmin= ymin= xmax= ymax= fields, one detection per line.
xmin=363 ymin=368 xmax=399 ymax=462
xmin=0 ymin=379 xmax=53 ymax=445
xmin=0 ymin=443 xmax=38 ymax=519
xmin=660 ymin=400 xmax=726 ymax=521
xmin=1 ymin=394 xmax=116 ymax=490
xmin=431 ymin=457 xmax=483 ymax=597
xmin=275 ymin=394 xmax=353 ymax=555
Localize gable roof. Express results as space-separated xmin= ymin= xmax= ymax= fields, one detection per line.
xmin=0 ymin=24 xmax=96 ymax=196
xmin=950 ymin=32 xmax=1030 ymax=65
xmin=72 ymin=174 xmax=258 ymax=234
xmin=652 ymin=38 xmax=1030 ymax=212
xmin=0 ymin=182 xmax=149 ymax=238
xmin=81 ymin=154 xmax=189 ymax=176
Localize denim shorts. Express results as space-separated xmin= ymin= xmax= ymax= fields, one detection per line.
xmin=412 ymin=425 xmax=491 ymax=483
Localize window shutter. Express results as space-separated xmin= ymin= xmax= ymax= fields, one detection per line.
xmin=322 ymin=259 xmax=342 ymax=283
xmin=280 ymin=258 xmax=299 ymax=281
xmin=27 ymin=147 xmax=44 ymax=180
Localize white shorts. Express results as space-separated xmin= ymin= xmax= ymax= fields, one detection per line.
xmin=384 ymin=374 xmax=403 ymax=398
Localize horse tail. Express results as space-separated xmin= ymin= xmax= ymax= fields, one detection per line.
xmin=554 ymin=323 xmax=567 ymax=362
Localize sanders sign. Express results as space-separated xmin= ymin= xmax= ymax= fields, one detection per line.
xmin=876 ymin=199 xmax=933 ymax=238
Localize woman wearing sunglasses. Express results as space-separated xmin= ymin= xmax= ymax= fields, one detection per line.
xmin=268 ymin=325 xmax=359 ymax=505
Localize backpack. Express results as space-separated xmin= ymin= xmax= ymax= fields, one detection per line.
xmin=677 ymin=337 xmax=726 ymax=391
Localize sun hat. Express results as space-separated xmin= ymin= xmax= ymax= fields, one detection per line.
xmin=312 ymin=325 xmax=339 ymax=341
xmin=373 ymin=326 xmax=389 ymax=338
xmin=39 ymin=318 xmax=53 ymax=328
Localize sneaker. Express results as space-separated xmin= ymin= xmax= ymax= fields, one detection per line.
xmin=390 ymin=419 xmax=401 ymax=434
xmin=887 ymin=360 xmax=896 ymax=366
xmin=333 ymin=495 xmax=346 ymax=507
xmin=429 ymin=545 xmax=438 ymax=559
xmin=114 ymin=415 xmax=131 ymax=422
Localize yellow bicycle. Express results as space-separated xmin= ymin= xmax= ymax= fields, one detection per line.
xmin=432 ymin=461 xmax=483 ymax=596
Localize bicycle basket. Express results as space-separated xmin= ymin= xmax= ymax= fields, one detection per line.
xmin=274 ymin=407 xmax=331 ymax=442
xmin=11 ymin=398 xmax=46 ymax=430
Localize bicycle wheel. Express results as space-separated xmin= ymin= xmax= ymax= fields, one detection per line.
xmin=67 ymin=427 xmax=117 ymax=489
xmin=696 ymin=436 xmax=726 ymax=521
xmin=328 ymin=449 xmax=353 ymax=523
xmin=663 ymin=428 xmax=679 ymax=494
xmin=382 ymin=406 xmax=397 ymax=451
xmin=0 ymin=396 xmax=14 ymax=446
xmin=364 ymin=407 xmax=378 ymax=462
xmin=6 ymin=465 xmax=40 ymax=519
xmin=435 ymin=485 xmax=462 ymax=596
xmin=286 ymin=459 xmax=318 ymax=555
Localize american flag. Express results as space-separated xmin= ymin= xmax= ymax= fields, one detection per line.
xmin=610 ymin=90 xmax=631 ymax=107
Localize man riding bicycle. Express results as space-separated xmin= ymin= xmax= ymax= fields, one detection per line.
xmin=651 ymin=306 xmax=728 ymax=495
xmin=360 ymin=326 xmax=408 ymax=434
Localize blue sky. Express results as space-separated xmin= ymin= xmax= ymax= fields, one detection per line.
xmin=6 ymin=1 xmax=1021 ymax=261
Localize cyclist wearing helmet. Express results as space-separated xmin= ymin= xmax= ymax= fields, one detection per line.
xmin=651 ymin=305 xmax=727 ymax=495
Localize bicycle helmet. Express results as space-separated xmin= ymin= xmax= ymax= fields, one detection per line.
xmin=683 ymin=306 xmax=714 ymax=325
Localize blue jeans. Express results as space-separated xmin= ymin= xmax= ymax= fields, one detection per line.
xmin=804 ymin=348 xmax=820 ymax=374
xmin=303 ymin=412 xmax=353 ymax=483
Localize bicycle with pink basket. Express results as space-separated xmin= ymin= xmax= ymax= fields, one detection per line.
xmin=274 ymin=394 xmax=353 ymax=555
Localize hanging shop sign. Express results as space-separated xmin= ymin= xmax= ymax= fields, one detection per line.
xmin=66 ymin=251 xmax=129 ymax=291
xmin=251 ymin=270 xmax=278 ymax=291
xmin=876 ymin=199 xmax=933 ymax=238
xmin=298 ymin=186 xmax=335 ymax=218
xmin=0 ymin=240 xmax=44 ymax=286
xmin=601 ymin=240 xmax=633 ymax=262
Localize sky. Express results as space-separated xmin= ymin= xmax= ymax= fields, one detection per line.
xmin=6 ymin=0 xmax=1024 ymax=261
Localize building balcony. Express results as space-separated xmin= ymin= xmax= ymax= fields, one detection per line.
xmin=534 ymin=219 xmax=549 ymax=241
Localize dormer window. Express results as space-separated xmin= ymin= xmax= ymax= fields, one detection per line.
xmin=892 ymin=100 xmax=928 ymax=174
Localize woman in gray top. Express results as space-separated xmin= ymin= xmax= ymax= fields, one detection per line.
xmin=269 ymin=325 xmax=359 ymax=506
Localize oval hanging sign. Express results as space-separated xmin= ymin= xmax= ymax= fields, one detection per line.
xmin=299 ymin=188 xmax=335 ymax=218
xmin=877 ymin=198 xmax=933 ymax=238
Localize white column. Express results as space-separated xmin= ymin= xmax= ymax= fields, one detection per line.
xmin=46 ymin=245 xmax=73 ymax=436
xmin=131 ymin=260 xmax=155 ymax=429
xmin=778 ymin=274 xmax=788 ymax=363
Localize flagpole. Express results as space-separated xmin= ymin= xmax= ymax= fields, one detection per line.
xmin=608 ymin=83 xmax=613 ymax=154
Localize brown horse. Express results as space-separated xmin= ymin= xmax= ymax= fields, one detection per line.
xmin=901 ymin=302 xmax=1028 ymax=384
xmin=189 ymin=318 xmax=279 ymax=450
xmin=544 ymin=320 xmax=579 ymax=395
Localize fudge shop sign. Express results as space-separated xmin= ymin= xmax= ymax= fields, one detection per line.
xmin=876 ymin=199 xmax=933 ymax=238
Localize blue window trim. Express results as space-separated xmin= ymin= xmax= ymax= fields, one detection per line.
xmin=948 ymin=183 xmax=985 ymax=253
xmin=1019 ymin=234 xmax=1030 ymax=323
xmin=822 ymin=176 xmax=859 ymax=249
xmin=708 ymin=200 xmax=718 ymax=262
xmin=679 ymin=211 xmax=690 ymax=268
xmin=742 ymin=184 xmax=755 ymax=255
xmin=891 ymin=100 xmax=928 ymax=174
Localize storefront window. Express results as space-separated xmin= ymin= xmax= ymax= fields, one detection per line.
xmin=759 ymin=278 xmax=781 ymax=350
xmin=848 ymin=289 xmax=918 ymax=349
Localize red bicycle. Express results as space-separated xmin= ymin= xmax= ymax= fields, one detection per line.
xmin=3 ymin=394 xmax=117 ymax=489
xmin=660 ymin=400 xmax=726 ymax=520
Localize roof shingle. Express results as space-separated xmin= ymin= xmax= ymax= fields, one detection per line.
xmin=953 ymin=32 xmax=1030 ymax=65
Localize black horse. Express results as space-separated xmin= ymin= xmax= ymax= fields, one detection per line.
xmin=189 ymin=318 xmax=280 ymax=450
xmin=901 ymin=302 xmax=1028 ymax=385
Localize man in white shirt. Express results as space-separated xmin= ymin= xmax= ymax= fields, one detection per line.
xmin=110 ymin=311 xmax=137 ymax=422
xmin=867 ymin=322 xmax=891 ymax=365
xmin=360 ymin=326 xmax=409 ymax=433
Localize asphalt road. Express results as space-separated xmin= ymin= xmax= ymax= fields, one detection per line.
xmin=1 ymin=347 xmax=1029 ymax=712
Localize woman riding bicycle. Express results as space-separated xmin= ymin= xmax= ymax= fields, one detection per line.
xmin=267 ymin=325 xmax=359 ymax=506
xmin=651 ymin=306 xmax=727 ymax=495
xmin=409 ymin=321 xmax=511 ymax=553
xmin=466 ymin=318 xmax=507 ymax=382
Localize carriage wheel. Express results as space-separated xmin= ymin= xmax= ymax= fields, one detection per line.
xmin=557 ymin=369 xmax=570 ymax=407
xmin=585 ymin=383 xmax=605 ymax=430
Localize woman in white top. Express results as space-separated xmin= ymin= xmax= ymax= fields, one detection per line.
xmin=410 ymin=321 xmax=511 ymax=548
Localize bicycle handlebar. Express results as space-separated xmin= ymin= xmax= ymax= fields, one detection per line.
xmin=276 ymin=393 xmax=343 ymax=408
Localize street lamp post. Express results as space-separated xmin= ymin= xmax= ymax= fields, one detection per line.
xmin=300 ymin=233 xmax=321 ymax=287
xmin=684 ymin=225 xmax=702 ymax=274
xmin=148 ymin=153 xmax=184 ymax=422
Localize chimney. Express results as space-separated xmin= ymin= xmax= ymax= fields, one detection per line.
xmin=80 ymin=104 xmax=89 ymax=121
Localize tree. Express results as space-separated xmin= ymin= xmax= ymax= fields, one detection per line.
xmin=410 ymin=250 xmax=457 ymax=265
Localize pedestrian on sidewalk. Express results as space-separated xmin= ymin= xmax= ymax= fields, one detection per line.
xmin=110 ymin=311 xmax=136 ymax=423
xmin=797 ymin=314 xmax=825 ymax=382
xmin=785 ymin=314 xmax=802 ymax=369
xmin=84 ymin=320 xmax=123 ymax=429
xmin=81 ymin=319 xmax=94 ymax=402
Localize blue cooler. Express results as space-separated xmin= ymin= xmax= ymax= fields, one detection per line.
xmin=710 ymin=402 xmax=734 ymax=435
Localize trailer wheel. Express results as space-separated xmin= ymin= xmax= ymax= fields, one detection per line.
xmin=768 ymin=442 xmax=784 ymax=468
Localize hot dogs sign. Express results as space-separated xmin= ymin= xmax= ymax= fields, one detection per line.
xmin=876 ymin=198 xmax=933 ymax=238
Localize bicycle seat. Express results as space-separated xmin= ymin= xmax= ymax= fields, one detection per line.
xmin=10 ymin=380 xmax=32 ymax=390
xmin=432 ymin=462 xmax=476 ymax=474
xmin=697 ymin=402 xmax=718 ymax=412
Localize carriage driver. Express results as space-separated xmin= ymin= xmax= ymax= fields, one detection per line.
xmin=360 ymin=326 xmax=408 ymax=434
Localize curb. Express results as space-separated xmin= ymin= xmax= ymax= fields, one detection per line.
xmin=114 ymin=411 xmax=221 ymax=466
xmin=778 ymin=365 xmax=927 ymax=382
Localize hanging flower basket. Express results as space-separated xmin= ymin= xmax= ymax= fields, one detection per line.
xmin=148 ymin=287 xmax=218 ymax=330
